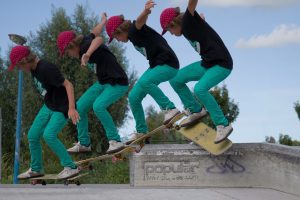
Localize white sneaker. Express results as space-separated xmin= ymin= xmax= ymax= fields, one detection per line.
xmin=215 ymin=124 xmax=233 ymax=144
xmin=17 ymin=168 xmax=44 ymax=180
xmin=181 ymin=108 xmax=208 ymax=127
xmin=57 ymin=167 xmax=80 ymax=179
xmin=106 ymin=140 xmax=125 ymax=153
xmin=163 ymin=108 xmax=181 ymax=125
xmin=67 ymin=142 xmax=91 ymax=153
xmin=125 ymin=132 xmax=145 ymax=145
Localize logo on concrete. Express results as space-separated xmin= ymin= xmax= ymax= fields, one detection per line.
xmin=143 ymin=161 xmax=201 ymax=181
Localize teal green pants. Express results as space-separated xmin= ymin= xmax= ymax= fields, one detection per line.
xmin=170 ymin=61 xmax=231 ymax=126
xmin=28 ymin=104 xmax=76 ymax=172
xmin=76 ymin=82 xmax=128 ymax=145
xmin=129 ymin=64 xmax=178 ymax=133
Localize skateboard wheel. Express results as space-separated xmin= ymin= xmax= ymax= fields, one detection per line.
xmin=175 ymin=125 xmax=180 ymax=130
xmin=75 ymin=181 xmax=81 ymax=186
xmin=31 ymin=180 xmax=37 ymax=185
xmin=64 ymin=180 xmax=69 ymax=186
xmin=135 ymin=148 xmax=141 ymax=153
xmin=112 ymin=156 xmax=118 ymax=163
xmin=42 ymin=181 xmax=47 ymax=186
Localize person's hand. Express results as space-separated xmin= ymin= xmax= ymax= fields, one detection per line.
xmin=81 ymin=53 xmax=90 ymax=67
xmin=101 ymin=12 xmax=107 ymax=24
xmin=68 ymin=108 xmax=80 ymax=125
xmin=200 ymin=13 xmax=205 ymax=21
xmin=145 ymin=0 xmax=156 ymax=13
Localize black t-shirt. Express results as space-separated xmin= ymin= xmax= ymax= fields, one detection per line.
xmin=80 ymin=33 xmax=129 ymax=86
xmin=182 ymin=9 xmax=233 ymax=69
xmin=128 ymin=21 xmax=179 ymax=69
xmin=31 ymin=60 xmax=69 ymax=117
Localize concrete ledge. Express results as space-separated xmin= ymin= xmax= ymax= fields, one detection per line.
xmin=129 ymin=143 xmax=300 ymax=196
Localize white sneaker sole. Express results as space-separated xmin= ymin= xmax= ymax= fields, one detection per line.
xmin=125 ymin=135 xmax=144 ymax=145
xmin=214 ymin=128 xmax=233 ymax=144
xmin=18 ymin=174 xmax=44 ymax=180
xmin=57 ymin=172 xmax=79 ymax=180
xmin=180 ymin=113 xmax=208 ymax=127
xmin=106 ymin=146 xmax=125 ymax=154
xmin=163 ymin=111 xmax=181 ymax=125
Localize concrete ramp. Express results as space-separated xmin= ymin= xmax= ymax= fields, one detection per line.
xmin=129 ymin=143 xmax=300 ymax=196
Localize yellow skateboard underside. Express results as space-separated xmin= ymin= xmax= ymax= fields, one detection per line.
xmin=179 ymin=121 xmax=232 ymax=155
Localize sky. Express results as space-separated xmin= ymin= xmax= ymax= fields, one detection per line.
xmin=1 ymin=0 xmax=300 ymax=143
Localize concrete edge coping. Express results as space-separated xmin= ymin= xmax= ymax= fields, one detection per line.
xmin=133 ymin=143 xmax=300 ymax=158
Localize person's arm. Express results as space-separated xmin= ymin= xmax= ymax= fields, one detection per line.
xmin=63 ymin=79 xmax=80 ymax=125
xmin=81 ymin=13 xmax=107 ymax=66
xmin=200 ymin=13 xmax=205 ymax=20
xmin=135 ymin=0 xmax=156 ymax=30
xmin=91 ymin=13 xmax=107 ymax=36
xmin=81 ymin=36 xmax=103 ymax=66
xmin=188 ymin=0 xmax=198 ymax=16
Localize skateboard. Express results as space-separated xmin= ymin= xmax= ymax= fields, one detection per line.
xmin=75 ymin=145 xmax=136 ymax=165
xmin=128 ymin=113 xmax=185 ymax=152
xmin=75 ymin=113 xmax=185 ymax=166
xmin=176 ymin=118 xmax=233 ymax=155
xmin=30 ymin=172 xmax=89 ymax=186
xmin=29 ymin=164 xmax=92 ymax=186
xmin=8 ymin=34 xmax=27 ymax=45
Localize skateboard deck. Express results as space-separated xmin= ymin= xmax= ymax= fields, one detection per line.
xmin=75 ymin=113 xmax=185 ymax=165
xmin=177 ymin=119 xmax=232 ymax=155
xmin=30 ymin=172 xmax=89 ymax=186
xmin=128 ymin=113 xmax=185 ymax=147
xmin=75 ymin=145 xmax=135 ymax=165
xmin=8 ymin=34 xmax=27 ymax=45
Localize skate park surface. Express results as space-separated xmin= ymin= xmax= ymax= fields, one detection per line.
xmin=0 ymin=184 xmax=299 ymax=200
xmin=1 ymin=143 xmax=299 ymax=200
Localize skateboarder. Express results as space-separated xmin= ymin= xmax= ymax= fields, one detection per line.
xmin=57 ymin=13 xmax=129 ymax=154
xmin=106 ymin=0 xmax=194 ymax=144
xmin=160 ymin=0 xmax=233 ymax=144
xmin=8 ymin=46 xmax=80 ymax=180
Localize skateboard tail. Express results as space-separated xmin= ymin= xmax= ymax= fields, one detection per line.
xmin=179 ymin=122 xmax=233 ymax=155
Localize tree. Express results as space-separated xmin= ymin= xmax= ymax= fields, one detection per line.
xmin=265 ymin=134 xmax=300 ymax=146
xmin=0 ymin=51 xmax=21 ymax=179
xmin=200 ymin=85 xmax=239 ymax=128
xmin=265 ymin=136 xmax=276 ymax=144
xmin=294 ymin=101 xmax=300 ymax=120
xmin=27 ymin=5 xmax=136 ymax=153
xmin=0 ymin=5 xmax=136 ymax=183
xmin=279 ymin=134 xmax=293 ymax=146
xmin=279 ymin=134 xmax=300 ymax=146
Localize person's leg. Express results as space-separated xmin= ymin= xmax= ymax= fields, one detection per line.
xmin=93 ymin=84 xmax=128 ymax=141
xmin=27 ymin=104 xmax=51 ymax=173
xmin=169 ymin=61 xmax=204 ymax=113
xmin=194 ymin=65 xmax=231 ymax=126
xmin=76 ymin=82 xmax=103 ymax=146
xmin=128 ymin=65 xmax=178 ymax=134
xmin=43 ymin=111 xmax=76 ymax=169
xmin=138 ymin=65 xmax=178 ymax=110
xmin=128 ymin=83 xmax=148 ymax=133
